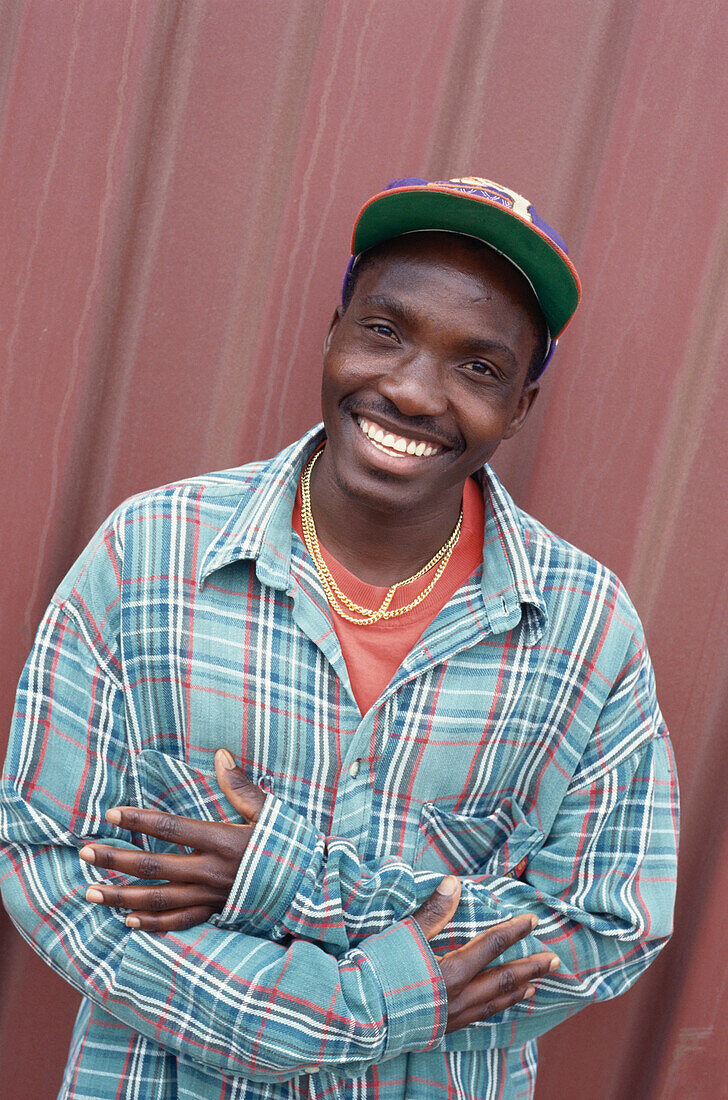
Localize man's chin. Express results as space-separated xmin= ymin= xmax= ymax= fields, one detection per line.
xmin=327 ymin=451 xmax=461 ymax=522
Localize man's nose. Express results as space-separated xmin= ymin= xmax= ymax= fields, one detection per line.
xmin=375 ymin=352 xmax=448 ymax=418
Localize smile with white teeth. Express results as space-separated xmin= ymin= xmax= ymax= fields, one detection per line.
xmin=356 ymin=416 xmax=444 ymax=458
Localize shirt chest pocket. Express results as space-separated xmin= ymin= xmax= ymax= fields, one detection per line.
xmin=413 ymin=800 xmax=544 ymax=879
xmin=130 ymin=750 xmax=253 ymax=846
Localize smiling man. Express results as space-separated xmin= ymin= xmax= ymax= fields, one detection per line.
xmin=0 ymin=177 xmax=678 ymax=1100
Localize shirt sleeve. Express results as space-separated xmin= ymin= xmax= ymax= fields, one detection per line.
xmin=0 ymin=575 xmax=447 ymax=1081
xmin=216 ymin=627 xmax=679 ymax=1048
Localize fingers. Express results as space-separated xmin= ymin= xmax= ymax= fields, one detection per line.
xmin=79 ymin=843 xmax=237 ymax=887
xmin=446 ymin=982 xmax=535 ymax=1032
xmin=125 ymin=905 xmax=220 ymax=932
xmin=84 ymin=881 xmax=228 ymax=912
xmin=215 ymin=750 xmax=267 ymax=823
xmin=412 ymin=876 xmax=462 ymax=940
xmin=103 ymin=806 xmax=233 ymax=851
xmin=438 ymin=913 xmax=538 ymax=988
xmin=443 ymin=951 xmax=559 ymax=1031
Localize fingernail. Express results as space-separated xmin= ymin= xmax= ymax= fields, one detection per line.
xmin=523 ymin=985 xmax=536 ymax=999
xmin=217 ymin=748 xmax=236 ymax=770
xmin=79 ymin=846 xmax=95 ymax=864
xmin=85 ymin=887 xmax=104 ymax=903
xmin=436 ymin=875 xmax=458 ymax=896
xmin=530 ymin=914 xmax=538 ymax=930
xmin=549 ymin=956 xmax=561 ymax=971
xmin=126 ymin=916 xmax=141 ymax=929
xmin=105 ymin=808 xmax=121 ymax=825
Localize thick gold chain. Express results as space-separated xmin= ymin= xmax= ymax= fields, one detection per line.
xmin=300 ymin=448 xmax=463 ymax=626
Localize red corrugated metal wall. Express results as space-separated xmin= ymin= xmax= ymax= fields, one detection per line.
xmin=1 ymin=2 xmax=726 ymax=1096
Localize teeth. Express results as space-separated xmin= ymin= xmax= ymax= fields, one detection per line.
xmin=356 ymin=416 xmax=442 ymax=458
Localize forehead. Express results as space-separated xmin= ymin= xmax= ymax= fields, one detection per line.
xmin=351 ymin=232 xmax=545 ymax=347
xmin=356 ymin=233 xmax=541 ymax=313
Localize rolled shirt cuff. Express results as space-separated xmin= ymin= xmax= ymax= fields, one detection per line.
xmin=212 ymin=793 xmax=319 ymax=937
xmin=358 ymin=916 xmax=448 ymax=1057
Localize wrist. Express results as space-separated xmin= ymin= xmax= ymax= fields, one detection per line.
xmin=211 ymin=793 xmax=320 ymax=934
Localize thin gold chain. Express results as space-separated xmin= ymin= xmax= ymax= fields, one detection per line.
xmin=300 ymin=448 xmax=463 ymax=626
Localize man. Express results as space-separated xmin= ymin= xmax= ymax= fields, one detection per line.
xmin=0 ymin=177 xmax=678 ymax=1099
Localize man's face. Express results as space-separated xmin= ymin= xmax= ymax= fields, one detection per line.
xmin=320 ymin=232 xmax=542 ymax=517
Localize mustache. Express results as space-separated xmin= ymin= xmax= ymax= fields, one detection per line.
xmin=341 ymin=395 xmax=464 ymax=452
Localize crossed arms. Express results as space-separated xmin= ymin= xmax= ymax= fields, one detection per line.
xmin=0 ymin=537 xmax=679 ymax=1080
xmin=78 ymin=751 xmax=561 ymax=1032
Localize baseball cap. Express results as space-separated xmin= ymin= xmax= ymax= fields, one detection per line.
xmin=344 ymin=176 xmax=581 ymax=374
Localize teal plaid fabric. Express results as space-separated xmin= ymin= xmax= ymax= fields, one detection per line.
xmin=0 ymin=425 xmax=678 ymax=1099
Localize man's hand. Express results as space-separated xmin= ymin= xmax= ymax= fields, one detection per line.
xmin=79 ymin=749 xmax=266 ymax=931
xmin=411 ymin=876 xmax=559 ymax=1030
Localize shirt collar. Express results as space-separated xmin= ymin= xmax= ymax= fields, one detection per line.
xmin=198 ymin=424 xmax=325 ymax=591
xmin=476 ymin=467 xmax=548 ymax=644
xmin=198 ymin=423 xmax=548 ymax=642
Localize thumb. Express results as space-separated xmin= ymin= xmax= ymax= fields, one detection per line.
xmin=412 ymin=876 xmax=461 ymax=941
xmin=215 ymin=749 xmax=267 ymax=823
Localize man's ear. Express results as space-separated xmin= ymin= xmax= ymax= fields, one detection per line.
xmin=323 ymin=306 xmax=343 ymax=357
xmin=503 ymin=381 xmax=540 ymax=439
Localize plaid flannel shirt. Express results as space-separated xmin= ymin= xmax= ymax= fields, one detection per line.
xmin=0 ymin=425 xmax=678 ymax=1100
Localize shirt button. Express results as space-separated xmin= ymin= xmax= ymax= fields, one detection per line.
xmin=349 ymin=759 xmax=360 ymax=779
xmin=303 ymin=1065 xmax=320 ymax=1074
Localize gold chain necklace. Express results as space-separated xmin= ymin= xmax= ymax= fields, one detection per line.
xmin=300 ymin=448 xmax=463 ymax=626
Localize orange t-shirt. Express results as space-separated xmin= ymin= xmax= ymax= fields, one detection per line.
xmin=292 ymin=476 xmax=485 ymax=715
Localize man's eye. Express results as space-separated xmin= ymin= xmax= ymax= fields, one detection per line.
xmin=466 ymin=360 xmax=495 ymax=376
xmin=367 ymin=323 xmax=396 ymax=339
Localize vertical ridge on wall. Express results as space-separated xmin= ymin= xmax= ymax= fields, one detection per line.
xmin=630 ymin=197 xmax=728 ymax=621
xmin=88 ymin=2 xmax=204 ymax=522
xmin=425 ymin=0 xmax=506 ymax=172
xmin=200 ymin=5 xmax=327 ymax=471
